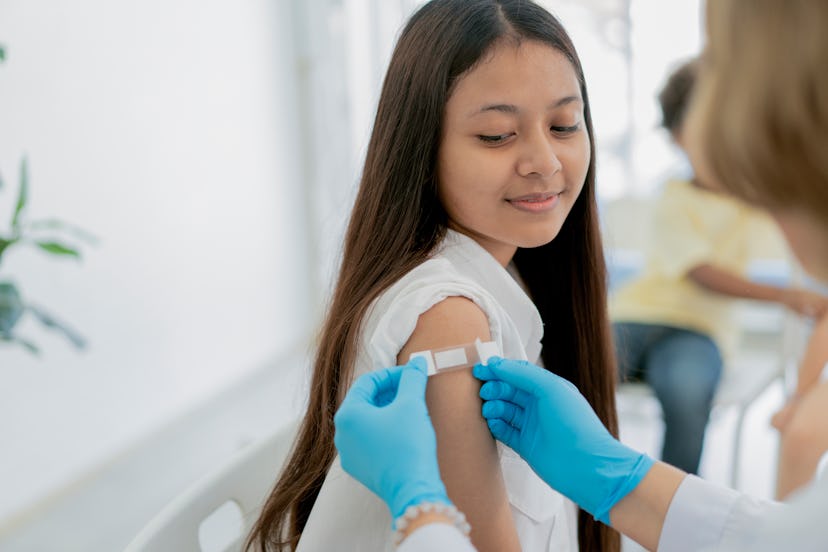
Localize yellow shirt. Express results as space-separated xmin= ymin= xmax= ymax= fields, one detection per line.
xmin=610 ymin=179 xmax=774 ymax=355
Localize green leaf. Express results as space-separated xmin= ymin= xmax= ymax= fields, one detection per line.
xmin=0 ymin=281 xmax=25 ymax=333
xmin=0 ymin=334 xmax=41 ymax=355
xmin=0 ymin=237 xmax=19 ymax=260
xmin=0 ymin=44 xmax=5 ymax=62
xmin=35 ymin=241 xmax=81 ymax=258
xmin=26 ymin=219 xmax=99 ymax=245
xmin=12 ymin=157 xmax=29 ymax=231
xmin=27 ymin=304 xmax=87 ymax=349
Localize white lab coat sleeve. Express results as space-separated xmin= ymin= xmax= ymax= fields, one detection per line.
xmin=658 ymin=475 xmax=785 ymax=551
xmin=397 ymin=524 xmax=477 ymax=552
xmin=754 ymin=472 xmax=828 ymax=551
xmin=658 ymin=475 xmax=743 ymax=551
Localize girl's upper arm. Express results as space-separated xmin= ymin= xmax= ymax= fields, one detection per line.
xmin=396 ymin=296 xmax=521 ymax=552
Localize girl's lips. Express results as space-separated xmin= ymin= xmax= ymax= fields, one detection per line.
xmin=507 ymin=192 xmax=561 ymax=213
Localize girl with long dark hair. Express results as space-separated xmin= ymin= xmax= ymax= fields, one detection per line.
xmin=247 ymin=1 xmax=619 ymax=550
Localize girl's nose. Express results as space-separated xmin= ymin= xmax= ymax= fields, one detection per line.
xmin=516 ymin=130 xmax=563 ymax=178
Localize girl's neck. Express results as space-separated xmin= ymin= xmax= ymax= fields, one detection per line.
xmin=447 ymin=224 xmax=517 ymax=267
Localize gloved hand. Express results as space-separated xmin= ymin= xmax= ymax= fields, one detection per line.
xmin=334 ymin=357 xmax=451 ymax=522
xmin=474 ymin=357 xmax=654 ymax=525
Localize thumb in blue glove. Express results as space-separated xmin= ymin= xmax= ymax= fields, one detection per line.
xmin=334 ymin=357 xmax=451 ymax=522
xmin=473 ymin=357 xmax=654 ymax=525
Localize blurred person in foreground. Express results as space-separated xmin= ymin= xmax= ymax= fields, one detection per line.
xmin=611 ymin=57 xmax=827 ymax=476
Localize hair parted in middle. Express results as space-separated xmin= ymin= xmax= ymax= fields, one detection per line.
xmin=246 ymin=1 xmax=620 ymax=551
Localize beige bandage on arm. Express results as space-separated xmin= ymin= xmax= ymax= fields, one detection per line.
xmin=408 ymin=338 xmax=500 ymax=376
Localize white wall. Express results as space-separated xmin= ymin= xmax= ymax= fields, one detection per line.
xmin=0 ymin=0 xmax=311 ymax=525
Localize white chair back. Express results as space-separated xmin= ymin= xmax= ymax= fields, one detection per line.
xmin=817 ymin=451 xmax=828 ymax=481
xmin=125 ymin=418 xmax=300 ymax=552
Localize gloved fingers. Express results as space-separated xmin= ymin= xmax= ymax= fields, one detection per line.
xmin=382 ymin=357 xmax=427 ymax=407
xmin=479 ymin=379 xmax=508 ymax=400
xmin=473 ymin=357 xmax=537 ymax=390
xmin=481 ymin=399 xmax=525 ymax=428
xmin=349 ymin=357 xmax=429 ymax=407
xmin=472 ymin=357 xmax=502 ymax=381
xmin=396 ymin=358 xmax=429 ymax=403
xmin=486 ymin=418 xmax=521 ymax=450
xmin=478 ymin=356 xmax=570 ymax=397
xmin=373 ymin=386 xmax=397 ymax=408
xmin=333 ymin=420 xmax=349 ymax=452
xmin=407 ymin=356 xmax=429 ymax=374
xmin=479 ymin=380 xmax=532 ymax=408
xmin=389 ymin=359 xmax=428 ymax=411
xmin=348 ymin=365 xmax=405 ymax=405
xmin=334 ymin=398 xmax=369 ymax=447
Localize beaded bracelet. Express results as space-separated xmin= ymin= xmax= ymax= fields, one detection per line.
xmin=393 ymin=502 xmax=472 ymax=545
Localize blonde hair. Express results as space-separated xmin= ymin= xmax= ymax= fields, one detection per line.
xmin=691 ymin=0 xmax=828 ymax=220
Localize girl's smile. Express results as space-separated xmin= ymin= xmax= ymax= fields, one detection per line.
xmin=506 ymin=191 xmax=563 ymax=213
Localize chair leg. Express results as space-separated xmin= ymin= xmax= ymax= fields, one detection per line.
xmin=730 ymin=406 xmax=748 ymax=489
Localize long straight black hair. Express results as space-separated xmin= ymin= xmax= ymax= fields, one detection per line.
xmin=247 ymin=1 xmax=620 ymax=550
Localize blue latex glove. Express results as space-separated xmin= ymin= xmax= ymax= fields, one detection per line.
xmin=473 ymin=357 xmax=654 ymax=525
xmin=334 ymin=357 xmax=451 ymax=521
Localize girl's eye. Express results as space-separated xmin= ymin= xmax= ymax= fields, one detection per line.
xmin=477 ymin=133 xmax=512 ymax=144
xmin=551 ymin=124 xmax=581 ymax=134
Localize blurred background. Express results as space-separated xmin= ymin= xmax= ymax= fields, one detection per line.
xmin=0 ymin=0 xmax=811 ymax=550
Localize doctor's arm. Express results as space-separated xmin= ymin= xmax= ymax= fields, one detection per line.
xmin=475 ymin=358 xmax=798 ymax=551
xmin=475 ymin=357 xmax=669 ymax=548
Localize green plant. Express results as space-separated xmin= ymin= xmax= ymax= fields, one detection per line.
xmin=0 ymin=158 xmax=96 ymax=354
xmin=1 ymin=45 xmax=95 ymax=354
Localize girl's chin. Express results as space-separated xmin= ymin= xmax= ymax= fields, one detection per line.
xmin=513 ymin=226 xmax=565 ymax=249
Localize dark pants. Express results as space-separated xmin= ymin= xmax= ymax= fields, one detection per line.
xmin=613 ymin=322 xmax=723 ymax=474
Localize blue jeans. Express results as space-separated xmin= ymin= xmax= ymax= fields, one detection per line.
xmin=613 ymin=322 xmax=723 ymax=474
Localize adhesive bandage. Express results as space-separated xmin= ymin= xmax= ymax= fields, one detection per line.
xmin=408 ymin=338 xmax=500 ymax=376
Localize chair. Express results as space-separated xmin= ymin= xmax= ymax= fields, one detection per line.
xmin=615 ymin=334 xmax=787 ymax=489
xmin=125 ymin=419 xmax=300 ymax=552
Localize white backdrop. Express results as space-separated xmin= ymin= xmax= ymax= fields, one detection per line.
xmin=0 ymin=0 xmax=312 ymax=526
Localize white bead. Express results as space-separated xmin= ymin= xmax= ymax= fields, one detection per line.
xmin=393 ymin=501 xmax=472 ymax=545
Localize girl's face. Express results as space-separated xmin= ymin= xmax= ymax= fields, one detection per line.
xmin=437 ymin=39 xmax=590 ymax=266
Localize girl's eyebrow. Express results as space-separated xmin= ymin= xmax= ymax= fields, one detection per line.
xmin=470 ymin=95 xmax=582 ymax=118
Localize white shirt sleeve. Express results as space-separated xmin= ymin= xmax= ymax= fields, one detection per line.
xmin=658 ymin=474 xmax=828 ymax=551
xmin=397 ymin=524 xmax=477 ymax=552
xmin=754 ymin=473 xmax=828 ymax=552
xmin=658 ymin=475 xmax=744 ymax=551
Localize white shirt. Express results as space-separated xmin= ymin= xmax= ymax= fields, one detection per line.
xmin=399 ymin=470 xmax=828 ymax=552
xmin=297 ymin=230 xmax=577 ymax=551
xmin=658 ymin=472 xmax=828 ymax=551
